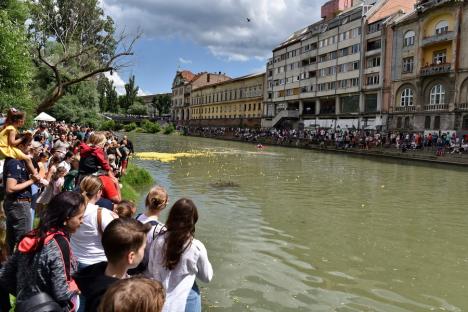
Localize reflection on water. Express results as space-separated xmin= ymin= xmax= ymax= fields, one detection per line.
xmin=129 ymin=133 xmax=468 ymax=312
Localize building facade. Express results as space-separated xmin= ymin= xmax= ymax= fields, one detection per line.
xmin=171 ymin=71 xmax=230 ymax=123
xmin=263 ymin=0 xmax=415 ymax=130
xmin=388 ymin=0 xmax=468 ymax=132
xmin=189 ymin=73 xmax=265 ymax=128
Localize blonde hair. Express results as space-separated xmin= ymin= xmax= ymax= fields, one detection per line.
xmin=88 ymin=132 xmax=107 ymax=147
xmin=80 ymin=175 xmax=103 ymax=200
xmin=98 ymin=277 xmax=165 ymax=312
xmin=145 ymin=185 xmax=168 ymax=211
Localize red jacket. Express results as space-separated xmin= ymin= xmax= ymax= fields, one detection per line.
xmin=79 ymin=142 xmax=111 ymax=174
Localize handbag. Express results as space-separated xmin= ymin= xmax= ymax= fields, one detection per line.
xmin=16 ymin=290 xmax=63 ymax=312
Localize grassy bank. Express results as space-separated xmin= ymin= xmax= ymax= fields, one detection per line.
xmin=120 ymin=162 xmax=154 ymax=202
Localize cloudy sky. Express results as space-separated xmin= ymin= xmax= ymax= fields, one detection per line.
xmin=101 ymin=0 xmax=322 ymax=95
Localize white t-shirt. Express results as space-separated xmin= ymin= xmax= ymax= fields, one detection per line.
xmin=146 ymin=235 xmax=213 ymax=312
xmin=71 ymin=203 xmax=117 ymax=265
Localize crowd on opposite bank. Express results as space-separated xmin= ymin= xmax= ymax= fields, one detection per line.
xmin=0 ymin=108 xmax=213 ymax=312
xmin=184 ymin=126 xmax=468 ymax=156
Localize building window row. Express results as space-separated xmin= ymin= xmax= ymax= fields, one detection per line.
xmin=318 ymin=27 xmax=361 ymax=48
xmin=191 ymin=86 xmax=263 ymax=105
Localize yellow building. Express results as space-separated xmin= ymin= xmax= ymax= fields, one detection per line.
xmin=190 ymin=73 xmax=265 ymax=128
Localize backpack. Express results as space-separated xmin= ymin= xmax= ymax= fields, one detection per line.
xmin=16 ymin=234 xmax=75 ymax=312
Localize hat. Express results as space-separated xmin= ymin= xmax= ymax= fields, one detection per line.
xmin=31 ymin=141 xmax=43 ymax=149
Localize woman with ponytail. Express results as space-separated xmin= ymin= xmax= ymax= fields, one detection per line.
xmin=146 ymin=198 xmax=213 ymax=312
xmin=70 ymin=176 xmax=118 ymax=270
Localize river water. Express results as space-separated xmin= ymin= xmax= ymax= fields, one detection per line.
xmin=129 ymin=133 xmax=468 ymax=312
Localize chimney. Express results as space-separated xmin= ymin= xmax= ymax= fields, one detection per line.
xmin=207 ymin=73 xmax=210 ymax=82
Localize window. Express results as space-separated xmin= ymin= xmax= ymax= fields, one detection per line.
xmin=434 ymin=116 xmax=441 ymax=129
xmin=368 ymin=22 xmax=382 ymax=34
xmin=367 ymin=39 xmax=381 ymax=51
xmin=367 ymin=57 xmax=380 ymax=68
xmin=352 ymin=61 xmax=360 ymax=70
xmin=400 ymin=88 xmax=414 ymax=106
xmin=404 ymin=117 xmax=410 ymax=129
xmin=425 ymin=116 xmax=431 ymax=129
xmin=435 ymin=20 xmax=449 ymax=35
xmin=351 ymin=44 xmax=360 ymax=54
xmin=403 ymin=31 xmax=415 ymax=47
xmin=402 ymin=57 xmax=414 ymax=73
xmin=430 ymin=84 xmax=445 ymax=105
xmin=433 ymin=50 xmax=447 ymax=64
xmin=366 ymin=74 xmax=379 ymax=86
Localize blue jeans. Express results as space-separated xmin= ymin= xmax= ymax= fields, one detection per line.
xmin=185 ymin=282 xmax=201 ymax=312
xmin=77 ymin=262 xmax=90 ymax=312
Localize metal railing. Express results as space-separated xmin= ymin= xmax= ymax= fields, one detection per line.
xmin=422 ymin=31 xmax=454 ymax=46
xmin=420 ymin=63 xmax=451 ymax=76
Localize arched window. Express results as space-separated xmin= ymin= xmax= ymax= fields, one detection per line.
xmin=400 ymin=88 xmax=414 ymax=106
xmin=430 ymin=84 xmax=445 ymax=105
xmin=435 ymin=20 xmax=449 ymax=35
xmin=403 ymin=31 xmax=415 ymax=47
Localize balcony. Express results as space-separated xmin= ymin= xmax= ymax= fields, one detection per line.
xmin=395 ymin=106 xmax=416 ymax=112
xmin=424 ymin=104 xmax=448 ymax=111
xmin=421 ymin=31 xmax=455 ymax=47
xmin=420 ymin=63 xmax=451 ymax=76
xmin=458 ymin=103 xmax=468 ymax=110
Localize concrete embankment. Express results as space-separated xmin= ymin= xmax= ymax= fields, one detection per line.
xmin=187 ymin=134 xmax=468 ymax=168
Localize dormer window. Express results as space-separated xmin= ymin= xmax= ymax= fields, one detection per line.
xmin=435 ymin=20 xmax=449 ymax=35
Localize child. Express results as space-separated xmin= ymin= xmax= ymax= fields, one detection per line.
xmin=98 ymin=277 xmax=165 ymax=312
xmin=79 ymin=132 xmax=114 ymax=179
xmin=74 ymin=218 xmax=151 ymax=312
xmin=36 ymin=166 xmax=67 ymax=208
xmin=0 ymin=108 xmax=39 ymax=179
xmin=63 ymin=156 xmax=80 ymax=191
xmin=113 ymin=200 xmax=136 ymax=218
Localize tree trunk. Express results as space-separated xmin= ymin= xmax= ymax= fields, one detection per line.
xmin=36 ymin=85 xmax=64 ymax=113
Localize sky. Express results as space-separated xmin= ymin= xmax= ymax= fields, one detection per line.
xmin=100 ymin=0 xmax=323 ymax=95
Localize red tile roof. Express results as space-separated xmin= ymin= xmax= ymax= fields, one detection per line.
xmin=180 ymin=70 xmax=195 ymax=82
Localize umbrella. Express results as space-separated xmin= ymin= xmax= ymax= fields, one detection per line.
xmin=34 ymin=112 xmax=56 ymax=122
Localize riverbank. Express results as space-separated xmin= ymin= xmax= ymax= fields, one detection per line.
xmin=187 ymin=133 xmax=468 ymax=167
xmin=120 ymin=162 xmax=154 ymax=201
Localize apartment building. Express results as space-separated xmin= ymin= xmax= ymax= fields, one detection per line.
xmin=189 ymin=73 xmax=265 ymax=128
xmin=388 ymin=0 xmax=468 ymax=132
xmin=263 ymin=0 xmax=415 ymax=130
xmin=171 ymin=71 xmax=230 ymax=123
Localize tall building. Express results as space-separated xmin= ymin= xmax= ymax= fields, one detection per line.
xmin=171 ymin=71 xmax=230 ymax=123
xmin=388 ymin=0 xmax=468 ymax=132
xmin=263 ymin=0 xmax=415 ymax=130
xmin=189 ymin=73 xmax=265 ymax=128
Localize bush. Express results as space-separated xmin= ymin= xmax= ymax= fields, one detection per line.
xmin=163 ymin=123 xmax=175 ymax=135
xmin=121 ymin=163 xmax=153 ymax=187
xmin=141 ymin=120 xmax=161 ymax=134
xmin=123 ymin=122 xmax=137 ymax=132
xmin=100 ymin=120 xmax=115 ymax=131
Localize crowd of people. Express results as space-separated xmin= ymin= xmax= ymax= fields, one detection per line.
xmin=186 ymin=126 xmax=468 ymax=156
xmin=0 ymin=108 xmax=213 ymax=312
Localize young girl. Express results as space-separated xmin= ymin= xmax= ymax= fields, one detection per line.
xmin=79 ymin=132 xmax=114 ymax=180
xmin=146 ymin=198 xmax=213 ymax=312
xmin=0 ymin=108 xmax=38 ymax=178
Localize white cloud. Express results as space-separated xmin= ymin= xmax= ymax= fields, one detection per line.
xmin=101 ymin=0 xmax=322 ymax=61
xmin=178 ymin=57 xmax=192 ymax=64
xmin=104 ymin=71 xmax=126 ymax=95
xmin=104 ymin=71 xmax=148 ymax=96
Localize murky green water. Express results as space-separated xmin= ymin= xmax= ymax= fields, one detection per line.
xmin=129 ymin=133 xmax=468 ymax=312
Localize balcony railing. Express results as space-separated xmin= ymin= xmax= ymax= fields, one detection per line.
xmin=424 ymin=104 xmax=448 ymax=111
xmin=420 ymin=63 xmax=451 ymax=76
xmin=458 ymin=103 xmax=468 ymax=110
xmin=422 ymin=31 xmax=455 ymax=47
xmin=395 ymin=106 xmax=416 ymax=112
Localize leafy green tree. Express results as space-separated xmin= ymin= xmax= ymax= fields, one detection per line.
xmin=127 ymin=101 xmax=147 ymax=116
xmin=105 ymin=81 xmax=119 ymax=113
xmin=28 ymin=0 xmax=139 ymax=113
xmin=0 ymin=1 xmax=33 ymax=112
xmin=120 ymin=75 xmax=139 ymax=111
xmin=151 ymin=94 xmax=172 ymax=116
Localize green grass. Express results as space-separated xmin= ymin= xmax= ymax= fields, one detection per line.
xmin=120 ymin=163 xmax=154 ymax=202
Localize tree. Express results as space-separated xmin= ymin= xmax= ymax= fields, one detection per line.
xmin=105 ymin=81 xmax=119 ymax=113
xmin=120 ymin=75 xmax=139 ymax=111
xmin=28 ymin=0 xmax=140 ymax=113
xmin=0 ymin=0 xmax=33 ymax=112
xmin=151 ymin=94 xmax=171 ymax=116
